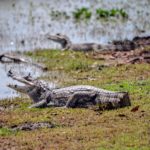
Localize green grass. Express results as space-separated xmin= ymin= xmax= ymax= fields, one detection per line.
xmin=0 ymin=49 xmax=150 ymax=149
xmin=26 ymin=50 xmax=96 ymax=72
xmin=0 ymin=128 xmax=15 ymax=136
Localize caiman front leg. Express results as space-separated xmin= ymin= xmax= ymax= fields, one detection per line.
xmin=28 ymin=99 xmax=48 ymax=108
xmin=65 ymin=91 xmax=97 ymax=108
xmin=29 ymin=100 xmax=60 ymax=108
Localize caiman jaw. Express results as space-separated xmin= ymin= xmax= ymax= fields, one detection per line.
xmin=47 ymin=35 xmax=63 ymax=42
xmin=47 ymin=35 xmax=57 ymax=41
xmin=7 ymin=84 xmax=30 ymax=94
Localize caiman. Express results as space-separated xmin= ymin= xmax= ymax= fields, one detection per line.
xmin=47 ymin=33 xmax=150 ymax=51
xmin=47 ymin=33 xmax=109 ymax=51
xmin=7 ymin=70 xmax=131 ymax=110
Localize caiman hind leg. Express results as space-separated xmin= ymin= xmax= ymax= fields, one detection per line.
xmin=65 ymin=91 xmax=97 ymax=108
xmin=29 ymin=99 xmax=58 ymax=108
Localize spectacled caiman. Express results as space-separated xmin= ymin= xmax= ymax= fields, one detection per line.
xmin=47 ymin=33 xmax=150 ymax=51
xmin=7 ymin=70 xmax=131 ymax=110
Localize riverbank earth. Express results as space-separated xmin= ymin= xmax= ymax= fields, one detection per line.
xmin=0 ymin=48 xmax=150 ymax=150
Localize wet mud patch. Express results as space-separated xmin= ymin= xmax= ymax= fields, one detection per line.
xmin=10 ymin=122 xmax=55 ymax=131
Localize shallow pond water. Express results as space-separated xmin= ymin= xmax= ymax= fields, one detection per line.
xmin=0 ymin=62 xmax=56 ymax=100
xmin=0 ymin=0 xmax=150 ymax=51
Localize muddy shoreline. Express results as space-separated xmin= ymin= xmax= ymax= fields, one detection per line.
xmin=0 ymin=35 xmax=150 ymax=100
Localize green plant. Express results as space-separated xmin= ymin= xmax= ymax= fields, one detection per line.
xmin=73 ymin=7 xmax=92 ymax=20
xmin=96 ymin=8 xmax=128 ymax=19
xmin=96 ymin=9 xmax=110 ymax=18
xmin=50 ymin=10 xmax=70 ymax=20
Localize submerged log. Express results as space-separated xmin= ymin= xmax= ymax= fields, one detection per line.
xmin=0 ymin=54 xmax=48 ymax=71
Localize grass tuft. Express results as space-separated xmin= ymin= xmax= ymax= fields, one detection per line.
xmin=0 ymin=128 xmax=15 ymax=136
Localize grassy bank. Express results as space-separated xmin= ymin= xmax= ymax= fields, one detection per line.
xmin=0 ymin=49 xmax=150 ymax=150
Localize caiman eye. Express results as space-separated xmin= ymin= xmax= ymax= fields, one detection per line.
xmin=27 ymin=89 xmax=30 ymax=92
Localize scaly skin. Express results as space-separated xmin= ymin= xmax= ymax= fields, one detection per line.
xmin=47 ymin=33 xmax=150 ymax=51
xmin=47 ymin=33 xmax=107 ymax=51
xmin=7 ymin=71 xmax=131 ymax=109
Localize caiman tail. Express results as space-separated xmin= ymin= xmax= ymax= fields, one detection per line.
xmin=102 ymin=36 xmax=150 ymax=51
xmin=96 ymin=92 xmax=131 ymax=109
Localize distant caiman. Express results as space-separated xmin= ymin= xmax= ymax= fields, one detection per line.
xmin=7 ymin=70 xmax=131 ymax=110
xmin=47 ymin=33 xmax=150 ymax=51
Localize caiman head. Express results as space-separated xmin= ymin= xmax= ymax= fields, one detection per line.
xmin=7 ymin=81 xmax=49 ymax=103
xmin=7 ymin=70 xmax=52 ymax=107
xmin=47 ymin=33 xmax=72 ymax=49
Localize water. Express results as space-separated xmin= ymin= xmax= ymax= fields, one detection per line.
xmin=0 ymin=0 xmax=150 ymax=99
xmin=0 ymin=62 xmax=48 ymax=99
xmin=0 ymin=0 xmax=150 ymax=51
xmin=0 ymin=63 xmax=19 ymax=99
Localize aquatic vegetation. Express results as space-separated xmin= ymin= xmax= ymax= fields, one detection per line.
xmin=49 ymin=8 xmax=128 ymax=22
xmin=50 ymin=10 xmax=70 ymax=20
xmin=73 ymin=7 xmax=92 ymax=20
xmin=96 ymin=8 xmax=128 ymax=19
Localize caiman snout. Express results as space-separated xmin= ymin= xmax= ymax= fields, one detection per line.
xmin=7 ymin=84 xmax=31 ymax=94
